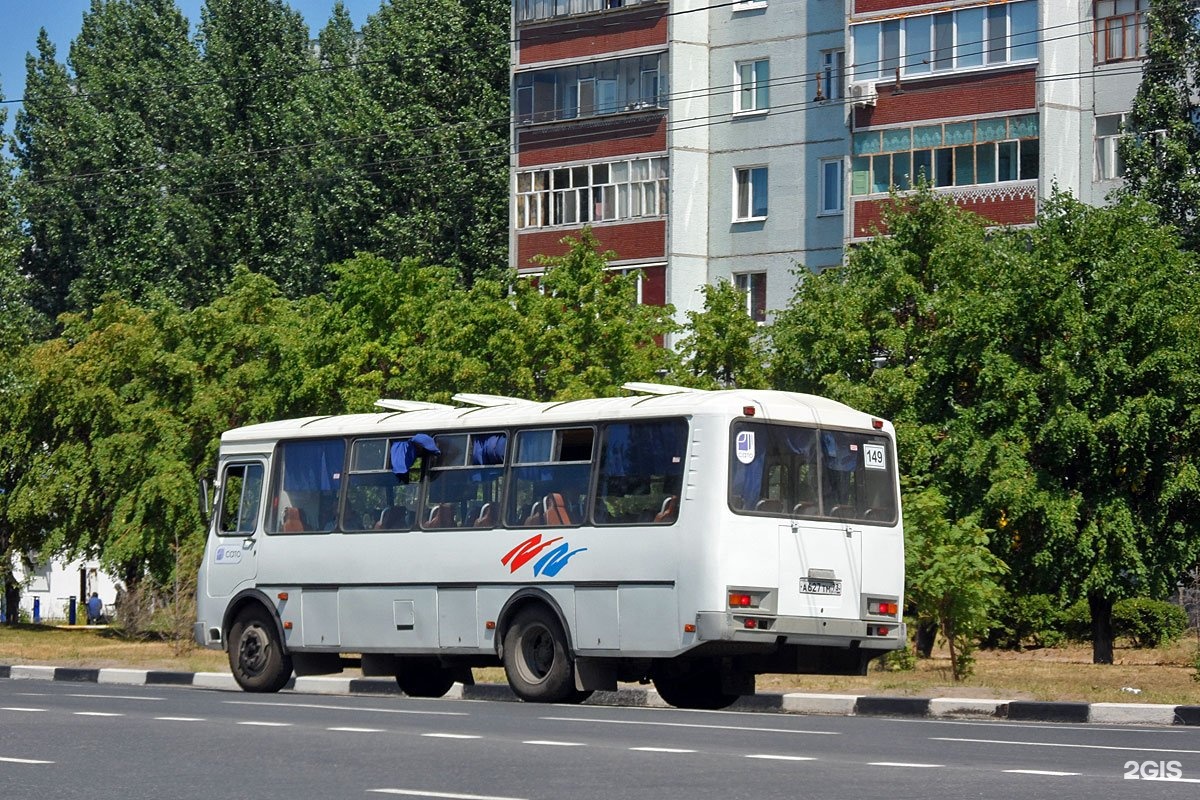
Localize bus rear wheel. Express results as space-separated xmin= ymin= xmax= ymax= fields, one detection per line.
xmin=229 ymin=607 xmax=293 ymax=693
xmin=395 ymin=658 xmax=457 ymax=698
xmin=502 ymin=606 xmax=577 ymax=703
xmin=652 ymin=661 xmax=739 ymax=710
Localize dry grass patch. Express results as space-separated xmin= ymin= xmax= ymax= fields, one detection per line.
xmin=0 ymin=624 xmax=228 ymax=673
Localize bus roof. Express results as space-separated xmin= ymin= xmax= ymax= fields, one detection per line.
xmin=220 ymin=385 xmax=889 ymax=445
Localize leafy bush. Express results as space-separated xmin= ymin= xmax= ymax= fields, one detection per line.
xmin=1112 ymin=598 xmax=1188 ymax=648
xmin=880 ymin=645 xmax=917 ymax=672
xmin=984 ymin=593 xmax=1066 ymax=650
xmin=1060 ymin=599 xmax=1093 ymax=642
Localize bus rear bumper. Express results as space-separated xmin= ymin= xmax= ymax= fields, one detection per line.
xmin=695 ymin=611 xmax=905 ymax=650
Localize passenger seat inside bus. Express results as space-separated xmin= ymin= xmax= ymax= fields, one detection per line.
xmin=654 ymin=495 xmax=678 ymax=523
xmin=524 ymin=500 xmax=544 ymax=526
xmin=282 ymin=506 xmax=307 ymax=532
xmin=543 ymin=493 xmax=572 ymax=526
xmin=474 ymin=503 xmax=497 ymax=528
xmin=426 ymin=503 xmax=457 ymax=528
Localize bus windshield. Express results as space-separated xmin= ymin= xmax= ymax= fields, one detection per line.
xmin=729 ymin=421 xmax=897 ymax=524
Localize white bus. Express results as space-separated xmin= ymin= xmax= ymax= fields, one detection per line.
xmin=195 ymin=384 xmax=904 ymax=709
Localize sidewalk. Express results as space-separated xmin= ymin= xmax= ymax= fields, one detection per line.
xmin=1 ymin=663 xmax=1196 ymax=725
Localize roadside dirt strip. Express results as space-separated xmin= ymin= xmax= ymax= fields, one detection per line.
xmin=0 ymin=664 xmax=1196 ymax=726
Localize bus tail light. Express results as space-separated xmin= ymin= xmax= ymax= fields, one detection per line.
xmin=744 ymin=618 xmax=758 ymax=629
xmin=867 ymin=598 xmax=900 ymax=617
xmin=729 ymin=592 xmax=753 ymax=608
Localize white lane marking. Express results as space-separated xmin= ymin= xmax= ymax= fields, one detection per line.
xmin=933 ymin=736 xmax=1200 ymax=755
xmin=227 ymin=700 xmax=467 ymax=717
xmin=155 ymin=717 xmax=205 ymax=722
xmin=745 ymin=754 xmax=817 ymax=762
xmin=421 ymin=733 xmax=482 ymax=740
xmin=1003 ymin=770 xmax=1081 ymax=777
xmin=73 ymin=711 xmax=123 ymax=717
xmin=1131 ymin=776 xmax=1200 ymax=784
xmin=0 ymin=756 xmax=54 ymax=765
xmin=542 ymin=716 xmax=837 ymax=735
xmin=522 ymin=740 xmax=585 ymax=747
xmin=329 ymin=727 xmax=385 ymax=733
xmin=869 ymin=761 xmax=943 ymax=768
xmin=368 ymin=789 xmax=528 ymax=800
xmin=630 ymin=747 xmax=697 ymax=754
xmin=910 ymin=718 xmax=1195 ymax=735
xmin=237 ymin=721 xmax=292 ymax=727
xmin=66 ymin=693 xmax=162 ymax=701
xmin=1 ymin=707 xmax=45 ymax=712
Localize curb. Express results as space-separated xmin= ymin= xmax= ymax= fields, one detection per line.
xmin=1 ymin=664 xmax=1194 ymax=726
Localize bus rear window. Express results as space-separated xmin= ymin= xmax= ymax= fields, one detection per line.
xmin=729 ymin=422 xmax=897 ymax=524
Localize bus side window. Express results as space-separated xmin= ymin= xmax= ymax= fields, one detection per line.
xmin=594 ymin=419 xmax=687 ymax=526
xmin=508 ymin=428 xmax=593 ymax=527
xmin=423 ymin=432 xmax=506 ymax=531
xmin=267 ymin=438 xmax=345 ymax=534
xmin=218 ymin=463 xmax=264 ymax=535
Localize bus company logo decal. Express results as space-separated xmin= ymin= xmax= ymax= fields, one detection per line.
xmin=502 ymin=534 xmax=587 ymax=578
xmin=214 ymin=545 xmax=242 ymax=565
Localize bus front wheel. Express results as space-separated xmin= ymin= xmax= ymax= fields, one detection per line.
xmin=502 ymin=605 xmax=577 ymax=703
xmin=228 ymin=607 xmax=293 ymax=693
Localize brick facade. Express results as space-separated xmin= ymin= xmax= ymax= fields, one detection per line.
xmin=853 ymin=0 xmax=949 ymax=15
xmin=517 ymin=115 xmax=667 ymax=168
xmin=517 ymin=6 xmax=668 ymax=65
xmin=852 ymin=193 xmax=1037 ymax=237
xmin=853 ymin=67 xmax=1037 ymax=128
xmin=516 ymin=219 xmax=667 ymax=269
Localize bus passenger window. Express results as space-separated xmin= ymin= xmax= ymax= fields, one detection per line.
xmin=594 ymin=419 xmax=687 ymax=526
xmin=268 ymin=438 xmax=345 ymax=534
xmin=423 ymin=432 xmax=506 ymax=531
xmin=343 ymin=437 xmax=422 ymax=532
xmin=508 ymin=427 xmax=593 ymax=527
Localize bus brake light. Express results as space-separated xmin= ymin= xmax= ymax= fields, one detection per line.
xmin=728 ymin=593 xmax=752 ymax=608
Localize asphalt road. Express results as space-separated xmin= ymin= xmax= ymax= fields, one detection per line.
xmin=2 ymin=680 xmax=1199 ymax=800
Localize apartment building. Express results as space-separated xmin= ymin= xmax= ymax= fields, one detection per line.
xmin=510 ymin=1 xmax=1146 ymax=322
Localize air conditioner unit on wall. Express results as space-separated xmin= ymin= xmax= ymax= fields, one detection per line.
xmin=849 ymin=81 xmax=877 ymax=108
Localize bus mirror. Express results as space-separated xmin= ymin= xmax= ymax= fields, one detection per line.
xmin=198 ymin=478 xmax=212 ymax=523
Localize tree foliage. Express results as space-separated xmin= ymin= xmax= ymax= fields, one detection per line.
xmin=769 ymin=188 xmax=1200 ymax=664
xmin=1120 ymin=0 xmax=1200 ymax=246
xmin=673 ymin=280 xmax=768 ymax=389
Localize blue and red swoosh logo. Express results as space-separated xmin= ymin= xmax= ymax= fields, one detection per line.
xmin=502 ymin=534 xmax=587 ymax=577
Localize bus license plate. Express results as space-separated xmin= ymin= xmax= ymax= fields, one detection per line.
xmin=798 ymin=578 xmax=841 ymax=595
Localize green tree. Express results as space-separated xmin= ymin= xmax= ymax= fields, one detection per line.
xmin=1120 ymin=0 xmax=1200 ymax=245
xmin=353 ymin=0 xmax=509 ymax=280
xmin=904 ymin=486 xmax=1007 ymax=680
xmin=13 ymin=2 xmax=214 ymax=315
xmin=770 ymin=189 xmax=1200 ymax=664
xmin=673 ymin=279 xmax=768 ymax=389
xmin=197 ymin=0 xmax=326 ymax=296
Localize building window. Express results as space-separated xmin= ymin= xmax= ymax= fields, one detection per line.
xmin=821 ymin=50 xmax=846 ymax=100
xmin=734 ymin=166 xmax=769 ymax=221
xmin=1094 ymin=113 xmax=1129 ymax=180
xmin=819 ymin=158 xmax=844 ymax=214
xmin=851 ymin=0 xmax=1037 ymax=82
xmin=515 ymin=53 xmax=667 ymax=124
xmin=850 ymin=114 xmax=1039 ymax=196
xmin=516 ymin=156 xmax=669 ymax=229
xmin=734 ymin=273 xmax=767 ymax=322
xmin=516 ymin=0 xmax=658 ymax=24
xmin=735 ymin=59 xmax=770 ymax=113
xmin=1095 ymin=1 xmax=1148 ymax=64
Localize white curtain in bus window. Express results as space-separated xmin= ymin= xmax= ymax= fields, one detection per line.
xmin=729 ymin=422 xmax=819 ymax=517
xmin=595 ymin=419 xmax=688 ymax=525
xmin=271 ymin=439 xmax=345 ymax=533
xmin=423 ymin=432 xmax=507 ymax=530
xmin=507 ymin=428 xmax=593 ymax=527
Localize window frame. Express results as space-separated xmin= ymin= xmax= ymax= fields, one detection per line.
xmin=733 ymin=165 xmax=769 ymax=222
xmin=1094 ymin=0 xmax=1149 ymax=64
xmin=733 ymin=271 xmax=767 ymax=323
xmin=217 ymin=461 xmax=266 ymax=537
xmin=821 ymin=49 xmax=846 ymax=100
xmin=734 ymin=58 xmax=770 ymax=114
xmin=818 ymin=157 xmax=844 ymax=215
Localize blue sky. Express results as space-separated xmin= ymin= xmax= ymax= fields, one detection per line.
xmin=0 ymin=0 xmax=381 ymax=134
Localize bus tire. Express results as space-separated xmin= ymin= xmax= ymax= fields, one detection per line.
xmin=395 ymin=658 xmax=457 ymax=698
xmin=502 ymin=605 xmax=576 ymax=703
xmin=652 ymin=662 xmax=739 ymax=710
xmin=228 ymin=607 xmax=293 ymax=693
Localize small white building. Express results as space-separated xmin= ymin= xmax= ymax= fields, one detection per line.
xmin=6 ymin=556 xmax=122 ymax=624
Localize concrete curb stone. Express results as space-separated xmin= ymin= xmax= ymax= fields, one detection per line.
xmin=0 ymin=663 xmax=1193 ymax=726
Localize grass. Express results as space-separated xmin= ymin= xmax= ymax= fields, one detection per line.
xmin=2 ymin=623 xmax=1197 ymax=705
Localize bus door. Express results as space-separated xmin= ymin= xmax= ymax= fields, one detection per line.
xmin=206 ymin=460 xmax=265 ymax=598
xmin=777 ymin=519 xmax=862 ymax=620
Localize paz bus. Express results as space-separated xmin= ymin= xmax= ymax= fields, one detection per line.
xmin=195 ymin=383 xmax=904 ymax=709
